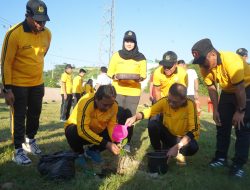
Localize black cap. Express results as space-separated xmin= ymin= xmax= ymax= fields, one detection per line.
xmin=159 ymin=51 xmax=178 ymax=68
xmin=79 ymin=69 xmax=86 ymax=73
xmin=65 ymin=64 xmax=73 ymax=69
xmin=123 ymin=30 xmax=137 ymax=43
xmin=236 ymin=48 xmax=248 ymax=57
xmin=177 ymin=60 xmax=185 ymax=64
xmin=191 ymin=38 xmax=215 ymax=64
xmin=26 ymin=0 xmax=50 ymax=22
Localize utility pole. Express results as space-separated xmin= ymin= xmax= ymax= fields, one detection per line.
xmin=99 ymin=0 xmax=115 ymax=66
xmin=109 ymin=0 xmax=115 ymax=61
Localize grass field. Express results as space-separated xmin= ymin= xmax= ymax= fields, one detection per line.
xmin=0 ymin=99 xmax=249 ymax=190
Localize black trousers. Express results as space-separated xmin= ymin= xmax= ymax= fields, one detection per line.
xmin=60 ymin=94 xmax=72 ymax=120
xmin=12 ymin=84 xmax=44 ymax=149
xmin=148 ymin=116 xmax=199 ymax=156
xmin=216 ymin=86 xmax=250 ymax=166
xmin=65 ymin=124 xmax=111 ymax=154
xmin=116 ymin=94 xmax=140 ymax=143
xmin=72 ymin=93 xmax=81 ymax=108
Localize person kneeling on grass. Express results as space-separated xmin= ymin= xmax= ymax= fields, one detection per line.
xmin=64 ymin=85 xmax=120 ymax=166
xmin=125 ymin=83 xmax=200 ymax=165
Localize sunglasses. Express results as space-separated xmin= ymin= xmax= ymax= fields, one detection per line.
xmin=31 ymin=17 xmax=46 ymax=25
xmin=163 ymin=65 xmax=174 ymax=70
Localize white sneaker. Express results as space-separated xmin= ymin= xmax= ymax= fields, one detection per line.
xmin=22 ymin=138 xmax=42 ymax=155
xmin=12 ymin=148 xmax=31 ymax=165
xmin=123 ymin=144 xmax=131 ymax=153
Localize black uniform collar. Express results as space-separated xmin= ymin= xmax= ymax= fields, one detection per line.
xmin=217 ymin=52 xmax=222 ymax=65
xmin=22 ymin=19 xmax=45 ymax=33
xmin=22 ymin=20 xmax=32 ymax=32
xmin=161 ymin=66 xmax=178 ymax=75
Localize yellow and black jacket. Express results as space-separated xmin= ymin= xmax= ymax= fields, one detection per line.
xmin=141 ymin=97 xmax=200 ymax=140
xmin=64 ymin=93 xmax=118 ymax=147
xmin=82 ymin=84 xmax=95 ymax=95
xmin=1 ymin=20 xmax=51 ymax=88
xmin=201 ymin=51 xmax=250 ymax=93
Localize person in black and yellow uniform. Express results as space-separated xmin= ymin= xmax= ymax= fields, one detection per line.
xmin=60 ymin=64 xmax=73 ymax=121
xmin=82 ymin=79 xmax=95 ymax=96
xmin=150 ymin=51 xmax=188 ymax=137
xmin=1 ymin=0 xmax=51 ymax=165
xmin=191 ymin=38 xmax=250 ymax=178
xmin=125 ymin=83 xmax=200 ymax=166
xmin=153 ymin=51 xmax=188 ymax=101
xmin=107 ymin=30 xmax=147 ymax=152
xmin=65 ymin=85 xmax=120 ymax=164
xmin=72 ymin=68 xmax=86 ymax=108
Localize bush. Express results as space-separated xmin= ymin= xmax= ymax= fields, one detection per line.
xmin=44 ymin=78 xmax=60 ymax=88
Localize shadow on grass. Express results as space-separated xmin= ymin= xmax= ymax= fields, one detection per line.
xmin=0 ymin=148 xmax=105 ymax=190
xmin=0 ymin=121 xmax=64 ymax=143
xmin=0 ymin=127 xmax=107 ymax=190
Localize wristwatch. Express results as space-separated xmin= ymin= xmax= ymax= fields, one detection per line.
xmin=178 ymin=142 xmax=184 ymax=149
xmin=238 ymin=107 xmax=246 ymax=113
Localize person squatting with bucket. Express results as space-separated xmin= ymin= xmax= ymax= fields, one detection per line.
xmin=125 ymin=83 xmax=200 ymax=168
xmin=64 ymin=85 xmax=120 ymax=167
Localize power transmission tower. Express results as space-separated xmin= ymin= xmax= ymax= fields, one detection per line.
xmin=99 ymin=0 xmax=115 ymax=66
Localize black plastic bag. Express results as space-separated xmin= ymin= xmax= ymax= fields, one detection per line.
xmin=37 ymin=151 xmax=78 ymax=180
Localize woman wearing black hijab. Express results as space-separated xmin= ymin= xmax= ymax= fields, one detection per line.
xmin=107 ymin=30 xmax=147 ymax=152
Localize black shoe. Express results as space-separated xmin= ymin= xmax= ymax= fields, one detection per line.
xmin=229 ymin=165 xmax=244 ymax=178
xmin=209 ymin=158 xmax=227 ymax=168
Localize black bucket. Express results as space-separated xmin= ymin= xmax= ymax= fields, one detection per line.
xmin=147 ymin=151 xmax=168 ymax=174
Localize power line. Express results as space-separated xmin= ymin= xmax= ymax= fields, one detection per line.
xmin=47 ymin=53 xmax=99 ymax=65
xmin=0 ymin=17 xmax=13 ymax=31
xmin=0 ymin=23 xmax=10 ymax=29
xmin=0 ymin=16 xmax=14 ymax=25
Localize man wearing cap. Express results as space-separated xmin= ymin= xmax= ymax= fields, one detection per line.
xmin=153 ymin=51 xmax=188 ymax=101
xmin=60 ymin=64 xmax=73 ymax=121
xmin=236 ymin=48 xmax=248 ymax=62
xmin=1 ymin=0 xmax=51 ymax=165
xmin=191 ymin=38 xmax=250 ymax=178
xmin=72 ymin=68 xmax=86 ymax=108
xmin=107 ymin=30 xmax=147 ymax=152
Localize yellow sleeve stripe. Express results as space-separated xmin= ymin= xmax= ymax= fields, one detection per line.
xmin=187 ymin=98 xmax=199 ymax=134
xmin=80 ymin=97 xmax=101 ymax=144
xmin=1 ymin=23 xmax=22 ymax=86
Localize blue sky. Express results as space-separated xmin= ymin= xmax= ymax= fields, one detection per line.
xmin=0 ymin=0 xmax=250 ymax=70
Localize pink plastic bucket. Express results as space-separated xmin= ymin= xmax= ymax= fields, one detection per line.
xmin=112 ymin=124 xmax=128 ymax=143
